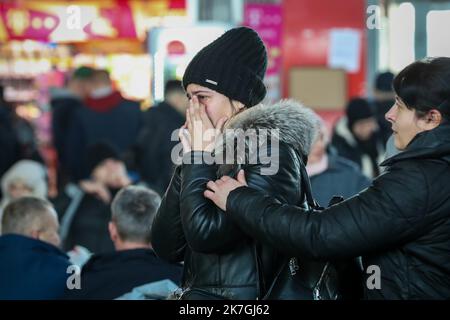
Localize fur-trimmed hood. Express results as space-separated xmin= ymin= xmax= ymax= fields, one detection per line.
xmin=214 ymin=99 xmax=318 ymax=177
xmin=223 ymin=99 xmax=318 ymax=157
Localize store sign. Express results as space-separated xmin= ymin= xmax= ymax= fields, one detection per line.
xmin=0 ymin=0 xmax=186 ymax=42
xmin=167 ymin=40 xmax=186 ymax=55
xmin=0 ymin=1 xmax=136 ymax=42
xmin=244 ymin=3 xmax=283 ymax=76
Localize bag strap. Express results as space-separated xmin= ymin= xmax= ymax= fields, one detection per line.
xmin=298 ymin=158 xmax=321 ymax=210
xmin=255 ymin=159 xmax=317 ymax=299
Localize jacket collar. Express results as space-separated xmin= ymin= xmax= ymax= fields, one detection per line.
xmin=382 ymin=124 xmax=450 ymax=166
xmin=82 ymin=248 xmax=156 ymax=272
xmin=0 ymin=234 xmax=68 ymax=257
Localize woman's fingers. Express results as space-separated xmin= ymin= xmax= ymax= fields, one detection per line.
xmin=206 ymin=180 xmax=218 ymax=192
xmin=191 ymin=95 xmax=201 ymax=121
xmin=199 ymin=104 xmax=213 ymax=128
xmin=204 ymin=189 xmax=214 ymax=200
xmin=237 ymin=169 xmax=247 ymax=186
xmin=186 ymin=108 xmax=192 ymax=131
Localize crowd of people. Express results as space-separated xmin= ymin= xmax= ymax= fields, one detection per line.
xmin=0 ymin=26 xmax=449 ymax=300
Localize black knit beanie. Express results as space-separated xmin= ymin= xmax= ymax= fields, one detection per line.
xmin=85 ymin=142 xmax=121 ymax=174
xmin=346 ymin=98 xmax=375 ymax=129
xmin=182 ymin=27 xmax=268 ymax=107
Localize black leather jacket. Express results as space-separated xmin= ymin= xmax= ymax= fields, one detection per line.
xmin=226 ymin=124 xmax=450 ymax=299
xmin=151 ymin=101 xmax=317 ymax=299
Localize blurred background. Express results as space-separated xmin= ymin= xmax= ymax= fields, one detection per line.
xmin=0 ymin=0 xmax=449 ymax=195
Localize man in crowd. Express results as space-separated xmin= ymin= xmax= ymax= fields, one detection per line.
xmin=66 ymin=69 xmax=142 ymax=180
xmin=307 ymin=116 xmax=370 ymax=206
xmin=0 ymin=197 xmax=70 ymax=299
xmin=65 ymin=186 xmax=182 ymax=299
xmin=50 ymin=66 xmax=95 ymax=186
xmin=135 ymin=80 xmax=188 ymax=194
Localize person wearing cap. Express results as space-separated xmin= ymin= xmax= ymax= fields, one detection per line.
xmin=331 ymin=98 xmax=385 ymax=178
xmin=53 ymin=142 xmax=134 ymax=254
xmin=203 ymin=57 xmax=450 ymax=300
xmin=151 ymin=27 xmax=329 ymax=300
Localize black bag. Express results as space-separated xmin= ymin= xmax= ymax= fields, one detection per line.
xmin=257 ymin=163 xmax=342 ymax=300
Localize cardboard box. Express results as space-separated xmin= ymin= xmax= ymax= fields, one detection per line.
xmin=289 ymin=67 xmax=347 ymax=110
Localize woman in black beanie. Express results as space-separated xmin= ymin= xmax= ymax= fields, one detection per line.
xmin=151 ymin=27 xmax=324 ymax=299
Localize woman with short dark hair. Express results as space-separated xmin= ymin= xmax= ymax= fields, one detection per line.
xmin=205 ymin=57 xmax=450 ymax=299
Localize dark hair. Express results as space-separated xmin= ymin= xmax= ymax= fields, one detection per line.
xmin=229 ymin=98 xmax=248 ymax=114
xmin=393 ymin=57 xmax=450 ymax=121
xmin=2 ymin=197 xmax=53 ymax=235
xmin=164 ymin=80 xmax=184 ymax=98
xmin=111 ymin=186 xmax=161 ymax=243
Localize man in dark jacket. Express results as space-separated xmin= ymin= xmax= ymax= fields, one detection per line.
xmin=204 ymin=57 xmax=450 ymax=300
xmin=135 ymin=80 xmax=187 ymax=194
xmin=66 ymin=69 xmax=142 ymax=180
xmin=0 ymin=197 xmax=70 ymax=299
xmin=50 ymin=66 xmax=94 ymax=186
xmin=65 ymin=186 xmax=181 ymax=299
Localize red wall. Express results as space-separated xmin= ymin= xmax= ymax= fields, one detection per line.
xmin=282 ymin=0 xmax=367 ymax=123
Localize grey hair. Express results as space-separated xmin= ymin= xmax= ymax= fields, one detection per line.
xmin=2 ymin=197 xmax=54 ymax=236
xmin=111 ymin=186 xmax=161 ymax=243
